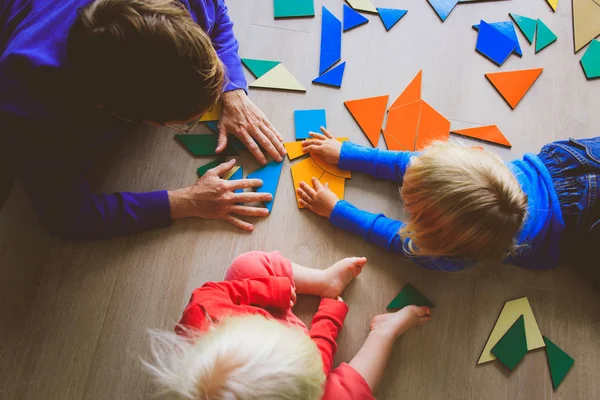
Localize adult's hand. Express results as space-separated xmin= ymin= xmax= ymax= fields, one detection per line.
xmin=216 ymin=89 xmax=286 ymax=165
xmin=167 ymin=159 xmax=271 ymax=231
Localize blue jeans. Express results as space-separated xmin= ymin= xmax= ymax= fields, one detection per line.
xmin=538 ymin=137 xmax=600 ymax=244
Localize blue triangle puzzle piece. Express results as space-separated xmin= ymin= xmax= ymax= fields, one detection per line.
xmin=312 ymin=61 xmax=346 ymax=87
xmin=473 ymin=21 xmax=522 ymax=57
xmin=205 ymin=121 xmax=218 ymax=133
xmin=475 ymin=20 xmax=517 ymax=65
xmin=376 ymin=8 xmax=407 ymax=31
xmin=319 ymin=6 xmax=342 ymax=75
xmin=427 ymin=0 xmax=459 ymax=22
xmin=343 ymin=4 xmax=368 ymax=31
xmin=229 ymin=166 xmax=243 ymax=194
xmin=247 ymin=161 xmax=283 ymax=212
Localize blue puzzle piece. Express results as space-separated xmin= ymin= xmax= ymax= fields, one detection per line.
xmin=294 ymin=109 xmax=326 ymax=140
xmin=247 ymin=161 xmax=283 ymax=212
xmin=343 ymin=4 xmax=368 ymax=31
xmin=319 ymin=6 xmax=342 ymax=75
xmin=312 ymin=61 xmax=346 ymax=87
xmin=427 ymin=0 xmax=459 ymax=22
xmin=377 ymin=8 xmax=407 ymax=31
xmin=229 ymin=166 xmax=243 ymax=194
xmin=473 ymin=21 xmax=522 ymax=57
xmin=475 ymin=20 xmax=517 ymax=66
xmin=205 ymin=121 xmax=218 ymax=133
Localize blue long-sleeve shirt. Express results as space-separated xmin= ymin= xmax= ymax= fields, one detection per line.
xmin=0 ymin=0 xmax=246 ymax=239
xmin=330 ymin=142 xmax=565 ymax=271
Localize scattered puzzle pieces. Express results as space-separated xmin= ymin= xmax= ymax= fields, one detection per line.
xmin=313 ymin=61 xmax=346 ymax=87
xmin=543 ymin=336 xmax=575 ymax=390
xmin=476 ymin=20 xmax=517 ymax=65
xmin=273 ymin=0 xmax=315 ymax=18
xmin=390 ymin=70 xmax=422 ymax=109
xmin=473 ymin=21 xmax=522 ymax=57
xmin=546 ymin=0 xmax=558 ymax=12
xmin=343 ymin=3 xmax=369 ymax=31
xmin=247 ymin=160 xmax=283 ymax=212
xmin=509 ymin=13 xmax=537 ymax=44
xmin=294 ymin=109 xmax=327 ymax=140
xmin=491 ymin=315 xmax=528 ymax=371
xmin=377 ymin=8 xmax=407 ymax=31
xmin=344 ymin=95 xmax=389 ymax=147
xmin=319 ymin=6 xmax=342 ymax=75
xmin=346 ymin=0 xmax=378 ymax=14
xmin=535 ymin=19 xmax=558 ymax=53
xmin=247 ymin=62 xmax=306 ymax=92
xmin=241 ymin=58 xmax=281 ymax=78
xmin=387 ymin=283 xmax=435 ymax=310
xmin=572 ymin=0 xmax=600 ymax=52
xmin=451 ymin=125 xmax=512 ymax=147
xmin=485 ymin=68 xmax=543 ymax=109
xmin=415 ymin=101 xmax=451 ymax=150
xmin=581 ymin=39 xmax=600 ymax=79
xmin=175 ymin=134 xmax=239 ymax=156
xmin=384 ymin=100 xmax=421 ymax=151
xmin=427 ymin=0 xmax=459 ymax=22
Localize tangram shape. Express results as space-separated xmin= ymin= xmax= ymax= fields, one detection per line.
xmin=572 ymin=0 xmax=600 ymax=52
xmin=344 ymin=95 xmax=389 ymax=147
xmin=241 ymin=58 xmax=280 ymax=78
xmin=543 ymin=336 xmax=575 ymax=390
xmin=343 ymin=4 xmax=369 ymax=31
xmin=290 ymin=157 xmax=347 ymax=207
xmin=390 ymin=70 xmax=422 ymax=109
xmin=229 ymin=166 xmax=243 ymax=194
xmin=415 ymin=102 xmax=451 ymax=150
xmin=346 ymin=0 xmax=377 ymax=14
xmin=451 ymin=125 xmax=512 ymax=147
xmin=312 ymin=152 xmax=351 ymax=178
xmin=295 ymin=109 xmax=327 ymax=140
xmin=509 ymin=13 xmax=537 ymax=45
xmin=198 ymin=158 xmax=241 ymax=184
xmin=387 ymin=283 xmax=435 ymax=310
xmin=476 ymin=20 xmax=517 ymax=65
xmin=491 ymin=315 xmax=528 ymax=371
xmin=273 ymin=0 xmax=314 ymax=18
xmin=581 ymin=39 xmax=600 ymax=79
xmin=249 ymin=63 xmax=306 ymax=92
xmin=319 ymin=6 xmax=342 ymax=75
xmin=205 ymin=121 xmax=218 ymax=133
xmin=319 ymin=172 xmax=346 ymax=199
xmin=485 ymin=68 xmax=543 ymax=109
xmin=473 ymin=21 xmax=522 ymax=56
xmin=197 ymin=156 xmax=226 ymax=177
xmin=385 ymin=100 xmax=450 ymax=151
xmin=427 ymin=0 xmax=459 ymax=22
xmin=247 ymin=160 xmax=284 ymax=212
xmin=377 ymin=8 xmax=408 ymax=31
xmin=536 ymin=19 xmax=558 ymax=53
xmin=199 ymin=102 xmax=221 ymax=122
xmin=175 ymin=134 xmax=239 ymax=156
xmin=546 ymin=0 xmax=558 ymax=11
xmin=478 ymin=297 xmax=545 ymax=364
xmin=284 ymin=137 xmax=349 ymax=161
xmin=313 ymin=61 xmax=346 ymax=87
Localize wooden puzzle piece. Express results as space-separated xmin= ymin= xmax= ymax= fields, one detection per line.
xmin=543 ymin=336 xmax=575 ymax=390
xmin=295 ymin=109 xmax=327 ymax=140
xmin=199 ymin=102 xmax=221 ymax=122
xmin=485 ymin=68 xmax=543 ymax=109
xmin=319 ymin=172 xmax=346 ymax=200
xmin=478 ymin=297 xmax=545 ymax=364
xmin=176 ymin=134 xmax=239 ymax=156
xmin=291 ymin=157 xmax=326 ymax=208
xmin=343 ymin=3 xmax=369 ymax=31
xmin=205 ymin=121 xmax=219 ymax=133
xmin=546 ymin=0 xmax=558 ymax=11
xmin=509 ymin=13 xmax=537 ymax=44
xmin=222 ymin=166 xmax=241 ymax=181
xmin=390 ymin=70 xmax=422 ymax=109
xmin=273 ymin=0 xmax=315 ymax=19
xmin=476 ymin=20 xmax=517 ymax=66
xmin=572 ymin=0 xmax=600 ymax=52
xmin=473 ymin=21 xmax=522 ymax=57
xmin=415 ymin=101 xmax=450 ymax=150
xmin=376 ymin=8 xmax=408 ymax=31
xmin=197 ymin=156 xmax=227 ymax=177
xmin=319 ymin=6 xmax=342 ymax=75
xmin=284 ymin=141 xmax=306 ymax=160
xmin=535 ymin=19 xmax=558 ymax=53
xmin=491 ymin=315 xmax=528 ymax=371
xmin=426 ymin=0 xmax=459 ymax=22
xmin=313 ymin=61 xmax=346 ymax=87
xmin=312 ymin=153 xmax=351 ymax=179
xmin=241 ymin=58 xmax=281 ymax=78
xmin=581 ymin=39 xmax=600 ymax=79
xmin=451 ymin=125 xmax=512 ymax=147
xmin=387 ymin=283 xmax=435 ymax=309
xmin=384 ymin=99 xmax=422 ymax=151
xmin=249 ymin=63 xmax=306 ymax=92
xmin=346 ymin=0 xmax=378 ymax=14
xmin=344 ymin=95 xmax=389 ymax=147
xmin=247 ymin=160 xmax=284 ymax=212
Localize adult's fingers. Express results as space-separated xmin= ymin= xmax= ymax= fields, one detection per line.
xmin=229 ymin=205 xmax=270 ymax=217
xmin=299 ymin=181 xmax=317 ymax=198
xmin=209 ymin=159 xmax=236 ymax=177
xmin=320 ymin=127 xmax=334 ymax=139
xmin=249 ymin=122 xmax=283 ymax=162
xmin=223 ymin=214 xmax=254 ymax=231
xmin=227 ymin=178 xmax=264 ymax=190
xmin=215 ymin=124 xmax=229 ymax=152
xmin=232 ymin=191 xmax=273 ymax=203
xmin=237 ymin=130 xmax=267 ymax=165
xmin=262 ymin=115 xmax=284 ymax=143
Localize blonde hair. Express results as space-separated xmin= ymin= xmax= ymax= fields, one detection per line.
xmin=144 ymin=315 xmax=325 ymax=400
xmin=400 ymin=142 xmax=528 ymax=259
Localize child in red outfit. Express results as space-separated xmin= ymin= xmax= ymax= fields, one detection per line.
xmin=145 ymin=251 xmax=432 ymax=399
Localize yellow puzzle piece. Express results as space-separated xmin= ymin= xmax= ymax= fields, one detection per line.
xmin=199 ymin=101 xmax=221 ymax=122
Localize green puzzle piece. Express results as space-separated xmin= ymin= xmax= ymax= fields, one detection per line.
xmin=175 ymin=134 xmax=239 ymax=156
xmin=535 ymin=19 xmax=557 ymax=53
xmin=197 ymin=156 xmax=226 ymax=177
xmin=509 ymin=13 xmax=537 ymax=45
xmin=581 ymin=40 xmax=600 ymax=80
xmin=543 ymin=336 xmax=574 ymax=390
xmin=491 ymin=315 xmax=528 ymax=371
xmin=241 ymin=58 xmax=281 ymax=78
xmin=273 ymin=0 xmax=315 ymax=19
xmin=387 ymin=283 xmax=435 ymax=310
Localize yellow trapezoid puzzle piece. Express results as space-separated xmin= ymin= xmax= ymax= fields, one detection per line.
xmin=346 ymin=0 xmax=378 ymax=13
xmin=249 ymin=63 xmax=306 ymax=92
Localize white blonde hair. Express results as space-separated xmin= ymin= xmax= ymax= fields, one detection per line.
xmin=143 ymin=315 xmax=325 ymax=400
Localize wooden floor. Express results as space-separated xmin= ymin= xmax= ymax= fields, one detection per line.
xmin=1 ymin=1 xmax=600 ymax=399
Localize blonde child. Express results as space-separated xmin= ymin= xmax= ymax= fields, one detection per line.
xmin=298 ymin=129 xmax=600 ymax=271
xmin=144 ymin=251 xmax=432 ymax=399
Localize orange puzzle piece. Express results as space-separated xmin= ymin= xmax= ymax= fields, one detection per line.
xmin=415 ymin=101 xmax=450 ymax=150
xmin=485 ymin=68 xmax=543 ymax=109
xmin=451 ymin=125 xmax=512 ymax=147
xmin=291 ymin=157 xmax=326 ymax=208
xmin=284 ymin=141 xmax=305 ymax=160
xmin=383 ymin=100 xmax=422 ymax=151
xmin=390 ymin=70 xmax=422 ymax=109
xmin=319 ymin=172 xmax=346 ymax=200
xmin=344 ymin=95 xmax=389 ymax=147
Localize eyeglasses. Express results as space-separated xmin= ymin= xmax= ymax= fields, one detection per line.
xmin=162 ymin=118 xmax=202 ymax=134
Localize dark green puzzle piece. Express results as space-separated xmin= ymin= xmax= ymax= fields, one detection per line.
xmin=175 ymin=134 xmax=239 ymax=156
xmin=491 ymin=315 xmax=528 ymax=371
xmin=273 ymin=0 xmax=315 ymax=19
xmin=197 ymin=156 xmax=227 ymax=177
xmin=543 ymin=336 xmax=574 ymax=390
xmin=387 ymin=283 xmax=435 ymax=310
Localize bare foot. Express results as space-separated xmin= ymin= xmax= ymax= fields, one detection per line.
xmin=319 ymin=257 xmax=367 ymax=299
xmin=370 ymin=305 xmax=432 ymax=339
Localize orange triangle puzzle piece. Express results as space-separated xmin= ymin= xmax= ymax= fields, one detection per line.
xmin=390 ymin=70 xmax=422 ymax=109
xmin=383 ymin=99 xmax=422 ymax=151
xmin=344 ymin=95 xmax=389 ymax=147
xmin=485 ymin=68 xmax=543 ymax=109
xmin=284 ymin=141 xmax=306 ymax=160
xmin=415 ymin=101 xmax=450 ymax=150
xmin=451 ymin=125 xmax=512 ymax=147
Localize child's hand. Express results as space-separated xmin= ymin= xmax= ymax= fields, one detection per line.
xmin=302 ymin=127 xmax=342 ymax=164
xmin=297 ymin=178 xmax=339 ymax=218
xmin=370 ymin=305 xmax=432 ymax=339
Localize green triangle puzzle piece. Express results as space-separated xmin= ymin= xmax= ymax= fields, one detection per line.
xmin=535 ymin=19 xmax=557 ymax=53
xmin=387 ymin=283 xmax=435 ymax=310
xmin=241 ymin=58 xmax=281 ymax=78
xmin=543 ymin=336 xmax=574 ymax=390
xmin=175 ymin=134 xmax=239 ymax=156
xmin=491 ymin=315 xmax=528 ymax=371
xmin=509 ymin=13 xmax=537 ymax=44
xmin=197 ymin=156 xmax=227 ymax=177
xmin=273 ymin=0 xmax=315 ymax=19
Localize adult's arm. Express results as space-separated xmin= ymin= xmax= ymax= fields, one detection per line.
xmin=338 ymin=142 xmax=415 ymax=184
